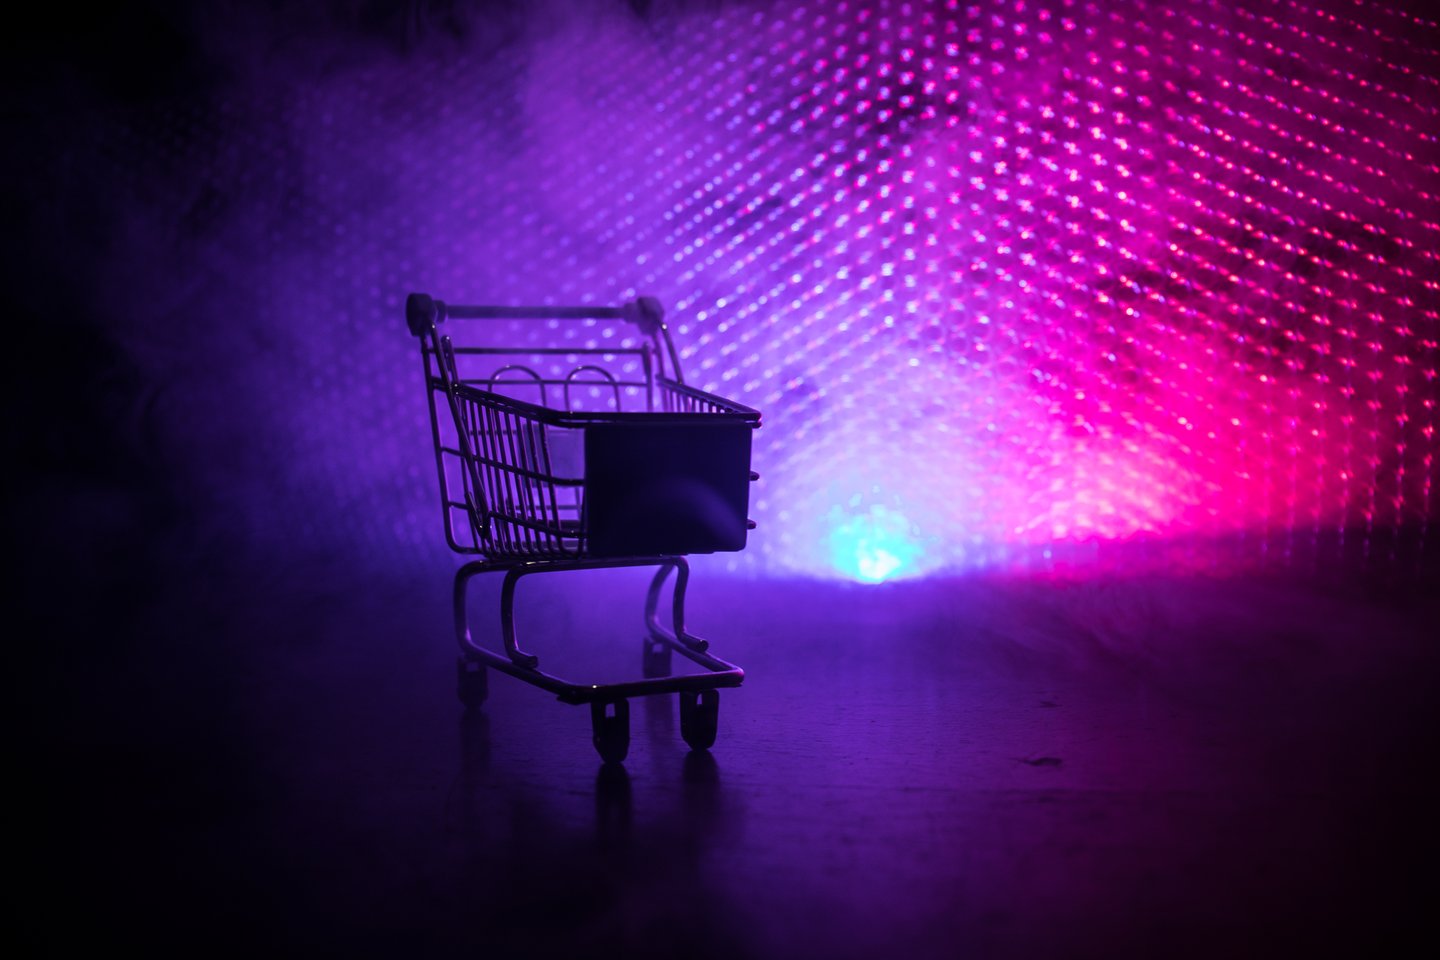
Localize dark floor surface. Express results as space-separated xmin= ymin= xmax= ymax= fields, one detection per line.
xmin=22 ymin=551 xmax=1440 ymax=958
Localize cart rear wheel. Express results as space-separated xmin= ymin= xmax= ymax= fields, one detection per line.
xmin=591 ymin=700 xmax=630 ymax=764
xmin=456 ymin=656 xmax=488 ymax=708
xmin=642 ymin=636 xmax=672 ymax=678
xmin=679 ymin=689 xmax=719 ymax=751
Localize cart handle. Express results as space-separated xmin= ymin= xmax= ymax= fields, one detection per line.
xmin=406 ymin=292 xmax=680 ymax=380
xmin=407 ymin=293 xmax=664 ymax=336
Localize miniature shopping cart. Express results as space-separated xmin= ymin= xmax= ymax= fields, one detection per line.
xmin=406 ymin=293 xmax=760 ymax=762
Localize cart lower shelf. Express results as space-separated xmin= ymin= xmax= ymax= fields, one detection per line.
xmin=452 ymin=555 xmax=744 ymax=763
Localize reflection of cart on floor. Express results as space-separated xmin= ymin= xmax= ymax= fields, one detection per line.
xmin=406 ymin=293 xmax=761 ymax=762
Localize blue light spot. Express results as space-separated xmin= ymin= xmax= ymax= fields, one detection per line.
xmin=829 ymin=505 xmax=922 ymax=583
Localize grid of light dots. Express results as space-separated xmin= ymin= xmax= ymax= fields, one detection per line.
xmin=98 ymin=0 xmax=1436 ymax=580
xmin=520 ymin=0 xmax=1436 ymax=579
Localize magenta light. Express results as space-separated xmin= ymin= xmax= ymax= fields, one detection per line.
xmin=86 ymin=0 xmax=1438 ymax=579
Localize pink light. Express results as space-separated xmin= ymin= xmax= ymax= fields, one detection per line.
xmin=94 ymin=0 xmax=1434 ymax=577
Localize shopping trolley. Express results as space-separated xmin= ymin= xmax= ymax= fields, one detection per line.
xmin=406 ymin=293 xmax=761 ymax=762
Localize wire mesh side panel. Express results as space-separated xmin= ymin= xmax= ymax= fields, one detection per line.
xmin=445 ymin=344 xmax=657 ymax=413
xmin=422 ymin=337 xmax=486 ymax=553
xmin=422 ymin=335 xmax=583 ymax=557
xmin=658 ymin=379 xmax=749 ymax=415
xmin=452 ymin=388 xmax=583 ymax=559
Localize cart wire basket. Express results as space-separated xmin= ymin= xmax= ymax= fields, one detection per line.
xmin=406 ymin=293 xmax=761 ymax=762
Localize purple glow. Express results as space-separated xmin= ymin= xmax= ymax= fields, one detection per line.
xmin=66 ymin=0 xmax=1438 ymax=579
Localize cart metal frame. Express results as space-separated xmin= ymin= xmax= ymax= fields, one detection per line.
xmin=406 ymin=293 xmax=760 ymax=762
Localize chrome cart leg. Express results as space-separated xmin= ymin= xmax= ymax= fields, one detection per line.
xmin=453 ymin=561 xmax=490 ymax=707
xmin=643 ymin=562 xmax=673 ymax=640
xmin=499 ymin=567 xmax=541 ymax=670
xmin=644 ymin=559 xmax=709 ymax=654
xmin=453 ymin=560 xmax=483 ymax=655
xmin=591 ymin=699 xmax=631 ymax=764
xmin=454 ymin=560 xmax=541 ymax=671
xmin=679 ymin=688 xmax=719 ymax=751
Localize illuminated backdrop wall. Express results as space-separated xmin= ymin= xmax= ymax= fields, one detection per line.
xmin=53 ymin=0 xmax=1438 ymax=581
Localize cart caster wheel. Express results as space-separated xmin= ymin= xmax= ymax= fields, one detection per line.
xmin=591 ymin=700 xmax=630 ymax=764
xmin=642 ymin=636 xmax=672 ymax=678
xmin=679 ymin=689 xmax=719 ymax=751
xmin=456 ymin=656 xmax=488 ymax=708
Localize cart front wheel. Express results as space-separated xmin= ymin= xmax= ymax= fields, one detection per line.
xmin=679 ymin=689 xmax=719 ymax=751
xmin=591 ymin=700 xmax=631 ymax=764
xmin=456 ymin=656 xmax=488 ymax=708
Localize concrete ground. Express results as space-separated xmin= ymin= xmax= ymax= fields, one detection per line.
xmin=22 ymin=551 xmax=1439 ymax=958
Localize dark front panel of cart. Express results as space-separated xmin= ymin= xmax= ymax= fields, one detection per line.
xmin=583 ymin=422 xmax=752 ymax=556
